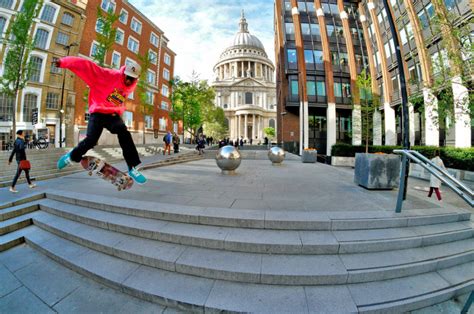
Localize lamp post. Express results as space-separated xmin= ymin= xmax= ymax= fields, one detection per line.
xmin=59 ymin=42 xmax=78 ymax=148
xmin=380 ymin=0 xmax=410 ymax=211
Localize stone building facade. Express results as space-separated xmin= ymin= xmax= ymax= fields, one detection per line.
xmin=211 ymin=11 xmax=277 ymax=144
xmin=0 ymin=0 xmax=87 ymax=148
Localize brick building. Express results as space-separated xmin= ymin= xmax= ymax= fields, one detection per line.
xmin=0 ymin=0 xmax=87 ymax=148
xmin=72 ymin=0 xmax=176 ymax=146
xmin=274 ymin=0 xmax=472 ymax=156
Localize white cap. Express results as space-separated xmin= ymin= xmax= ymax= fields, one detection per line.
xmin=124 ymin=61 xmax=141 ymax=78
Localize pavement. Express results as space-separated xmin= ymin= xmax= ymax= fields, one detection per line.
xmin=0 ymin=150 xmax=472 ymax=313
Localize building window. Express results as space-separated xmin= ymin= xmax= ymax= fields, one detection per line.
xmin=400 ymin=28 xmax=407 ymax=45
xmin=100 ymin=0 xmax=115 ymax=13
xmin=316 ymin=81 xmax=326 ymax=96
xmin=162 ymin=85 xmax=169 ymax=97
xmin=95 ymin=18 xmax=105 ymax=34
xmin=313 ymin=50 xmax=323 ymax=64
xmin=29 ymin=56 xmax=43 ymax=82
xmin=23 ymin=94 xmax=37 ymax=122
xmin=306 ymin=81 xmax=316 ymax=96
xmin=148 ymin=50 xmax=157 ymax=64
xmin=90 ymin=41 xmax=99 ymax=58
xmin=311 ymin=24 xmax=320 ymax=37
xmin=269 ymin=119 xmax=275 ymax=129
xmin=161 ymin=101 xmax=169 ymax=110
xmin=163 ymin=68 xmax=170 ymax=81
xmin=304 ymin=50 xmax=314 ymax=64
xmin=285 ymin=23 xmax=294 ymax=35
xmin=127 ymin=36 xmax=139 ymax=53
xmin=146 ymin=70 xmax=155 ymax=85
xmin=56 ymin=32 xmax=69 ymax=46
xmin=0 ymin=0 xmax=13 ymax=9
xmin=150 ymin=32 xmax=159 ymax=47
xmin=334 ymin=82 xmax=342 ymax=98
xmin=111 ymin=51 xmax=121 ymax=69
xmin=46 ymin=92 xmax=59 ymax=109
xmin=245 ymin=92 xmax=252 ymax=104
xmin=130 ymin=17 xmax=142 ymax=34
xmin=145 ymin=91 xmax=153 ymax=104
xmin=50 ymin=57 xmax=61 ymax=74
xmin=0 ymin=17 xmax=6 ymax=34
xmin=119 ymin=9 xmax=128 ymax=24
xmin=128 ymin=91 xmax=134 ymax=100
xmin=123 ymin=111 xmax=133 ymax=127
xmin=61 ymin=12 xmax=74 ymax=26
xmin=287 ymin=49 xmax=297 ymax=66
xmin=159 ymin=117 xmax=167 ymax=131
xmin=115 ymin=28 xmax=124 ymax=44
xmin=34 ymin=29 xmax=49 ymax=49
xmin=0 ymin=93 xmax=14 ymax=122
xmin=145 ymin=115 xmax=152 ymax=129
xmin=342 ymin=82 xmax=351 ymax=98
xmin=164 ymin=53 xmax=171 ymax=65
xmin=40 ymin=4 xmax=56 ymax=23
xmin=290 ymin=79 xmax=298 ymax=96
xmin=173 ymin=122 xmax=178 ymax=133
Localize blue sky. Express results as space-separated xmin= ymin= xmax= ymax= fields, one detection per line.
xmin=131 ymin=0 xmax=275 ymax=82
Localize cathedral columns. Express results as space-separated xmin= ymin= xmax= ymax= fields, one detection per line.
xmin=252 ymin=114 xmax=256 ymax=140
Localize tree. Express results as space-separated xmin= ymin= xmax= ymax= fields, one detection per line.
xmin=264 ymin=127 xmax=275 ymax=140
xmin=170 ymin=75 xmax=216 ymax=140
xmin=0 ymin=0 xmax=43 ymax=137
xmin=427 ymin=2 xmax=473 ymax=139
xmin=137 ymin=52 xmax=154 ymax=144
xmin=203 ymin=107 xmax=227 ymax=140
xmin=93 ymin=6 xmax=119 ymax=67
xmin=356 ymin=70 xmax=380 ymax=153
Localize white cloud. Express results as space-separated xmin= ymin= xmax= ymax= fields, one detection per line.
xmin=130 ymin=0 xmax=274 ymax=82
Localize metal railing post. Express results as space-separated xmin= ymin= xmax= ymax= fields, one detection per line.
xmin=396 ymin=154 xmax=407 ymax=213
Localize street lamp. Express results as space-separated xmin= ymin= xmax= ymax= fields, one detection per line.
xmin=59 ymin=42 xmax=78 ymax=148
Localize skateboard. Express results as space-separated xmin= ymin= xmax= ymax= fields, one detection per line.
xmin=80 ymin=156 xmax=133 ymax=191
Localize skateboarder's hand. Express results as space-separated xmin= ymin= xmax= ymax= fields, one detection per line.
xmin=52 ymin=59 xmax=61 ymax=68
xmin=7 ymin=161 xmax=11 ymax=166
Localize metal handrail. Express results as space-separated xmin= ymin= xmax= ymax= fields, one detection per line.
xmin=393 ymin=149 xmax=473 ymax=212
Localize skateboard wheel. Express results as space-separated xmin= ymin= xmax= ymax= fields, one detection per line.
xmin=117 ymin=186 xmax=122 ymax=191
xmin=88 ymin=171 xmax=92 ymax=176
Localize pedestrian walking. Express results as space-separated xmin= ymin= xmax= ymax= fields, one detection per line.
xmin=428 ymin=150 xmax=446 ymax=201
xmin=163 ymin=131 xmax=172 ymax=155
xmin=172 ymin=132 xmax=180 ymax=153
xmin=54 ymin=56 xmax=147 ymax=184
xmin=8 ymin=130 xmax=36 ymax=193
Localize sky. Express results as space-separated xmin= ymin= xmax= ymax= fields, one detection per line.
xmin=130 ymin=0 xmax=275 ymax=82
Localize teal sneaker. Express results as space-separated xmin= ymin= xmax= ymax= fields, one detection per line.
xmin=57 ymin=151 xmax=72 ymax=170
xmin=128 ymin=167 xmax=147 ymax=185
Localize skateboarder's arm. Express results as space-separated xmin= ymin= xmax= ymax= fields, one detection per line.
xmin=56 ymin=56 xmax=110 ymax=87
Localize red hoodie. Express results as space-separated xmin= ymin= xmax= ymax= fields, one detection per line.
xmin=59 ymin=56 xmax=138 ymax=115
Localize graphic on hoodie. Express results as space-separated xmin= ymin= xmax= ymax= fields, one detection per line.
xmin=107 ymin=88 xmax=126 ymax=106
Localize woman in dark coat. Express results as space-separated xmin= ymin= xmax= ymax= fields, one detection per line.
xmin=8 ymin=130 xmax=36 ymax=193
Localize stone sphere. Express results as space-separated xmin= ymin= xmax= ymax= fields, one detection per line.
xmin=216 ymin=145 xmax=241 ymax=172
xmin=268 ymin=147 xmax=285 ymax=164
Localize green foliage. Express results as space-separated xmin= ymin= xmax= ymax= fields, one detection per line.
xmin=136 ymin=52 xmax=154 ymax=144
xmin=0 ymin=0 xmax=43 ymax=135
xmin=170 ymin=75 xmax=217 ymax=138
xmin=263 ymin=127 xmax=275 ymax=139
xmin=331 ymin=143 xmax=474 ymax=171
xmin=94 ymin=6 xmax=119 ymax=67
xmin=203 ymin=107 xmax=227 ymax=140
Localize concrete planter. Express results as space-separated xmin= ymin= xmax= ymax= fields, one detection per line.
xmin=302 ymin=150 xmax=317 ymax=163
xmin=354 ymin=153 xmax=401 ymax=190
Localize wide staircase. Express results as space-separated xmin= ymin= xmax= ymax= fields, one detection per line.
xmin=0 ymin=145 xmax=197 ymax=187
xmin=1 ymin=190 xmax=473 ymax=312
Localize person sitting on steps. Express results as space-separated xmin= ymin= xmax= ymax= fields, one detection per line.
xmin=55 ymin=56 xmax=147 ymax=184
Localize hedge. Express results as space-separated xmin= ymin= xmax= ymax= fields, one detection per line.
xmin=331 ymin=143 xmax=474 ymax=171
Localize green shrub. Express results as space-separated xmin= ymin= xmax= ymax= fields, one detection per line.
xmin=331 ymin=144 xmax=474 ymax=171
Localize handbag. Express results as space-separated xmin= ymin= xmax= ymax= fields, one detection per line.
xmin=19 ymin=160 xmax=31 ymax=170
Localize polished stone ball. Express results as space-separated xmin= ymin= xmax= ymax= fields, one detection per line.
xmin=268 ymin=147 xmax=285 ymax=164
xmin=215 ymin=145 xmax=241 ymax=173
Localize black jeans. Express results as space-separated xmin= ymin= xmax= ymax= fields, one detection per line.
xmin=12 ymin=161 xmax=32 ymax=187
xmin=70 ymin=113 xmax=141 ymax=170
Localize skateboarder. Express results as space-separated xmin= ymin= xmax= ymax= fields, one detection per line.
xmin=54 ymin=56 xmax=147 ymax=184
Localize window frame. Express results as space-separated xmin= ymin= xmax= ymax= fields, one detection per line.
xmin=127 ymin=35 xmax=139 ymax=53
xmin=119 ymin=8 xmax=128 ymax=24
xmin=130 ymin=17 xmax=142 ymax=34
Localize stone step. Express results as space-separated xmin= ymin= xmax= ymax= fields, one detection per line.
xmin=37 ymin=199 xmax=474 ymax=254
xmin=30 ymin=211 xmax=474 ymax=285
xmin=43 ymin=190 xmax=471 ymax=231
xmin=0 ymin=192 xmax=45 ymax=210
xmin=23 ymin=227 xmax=474 ymax=313
xmin=0 ymin=201 xmax=39 ymax=221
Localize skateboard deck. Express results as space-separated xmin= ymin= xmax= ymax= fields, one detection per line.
xmin=80 ymin=156 xmax=133 ymax=191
